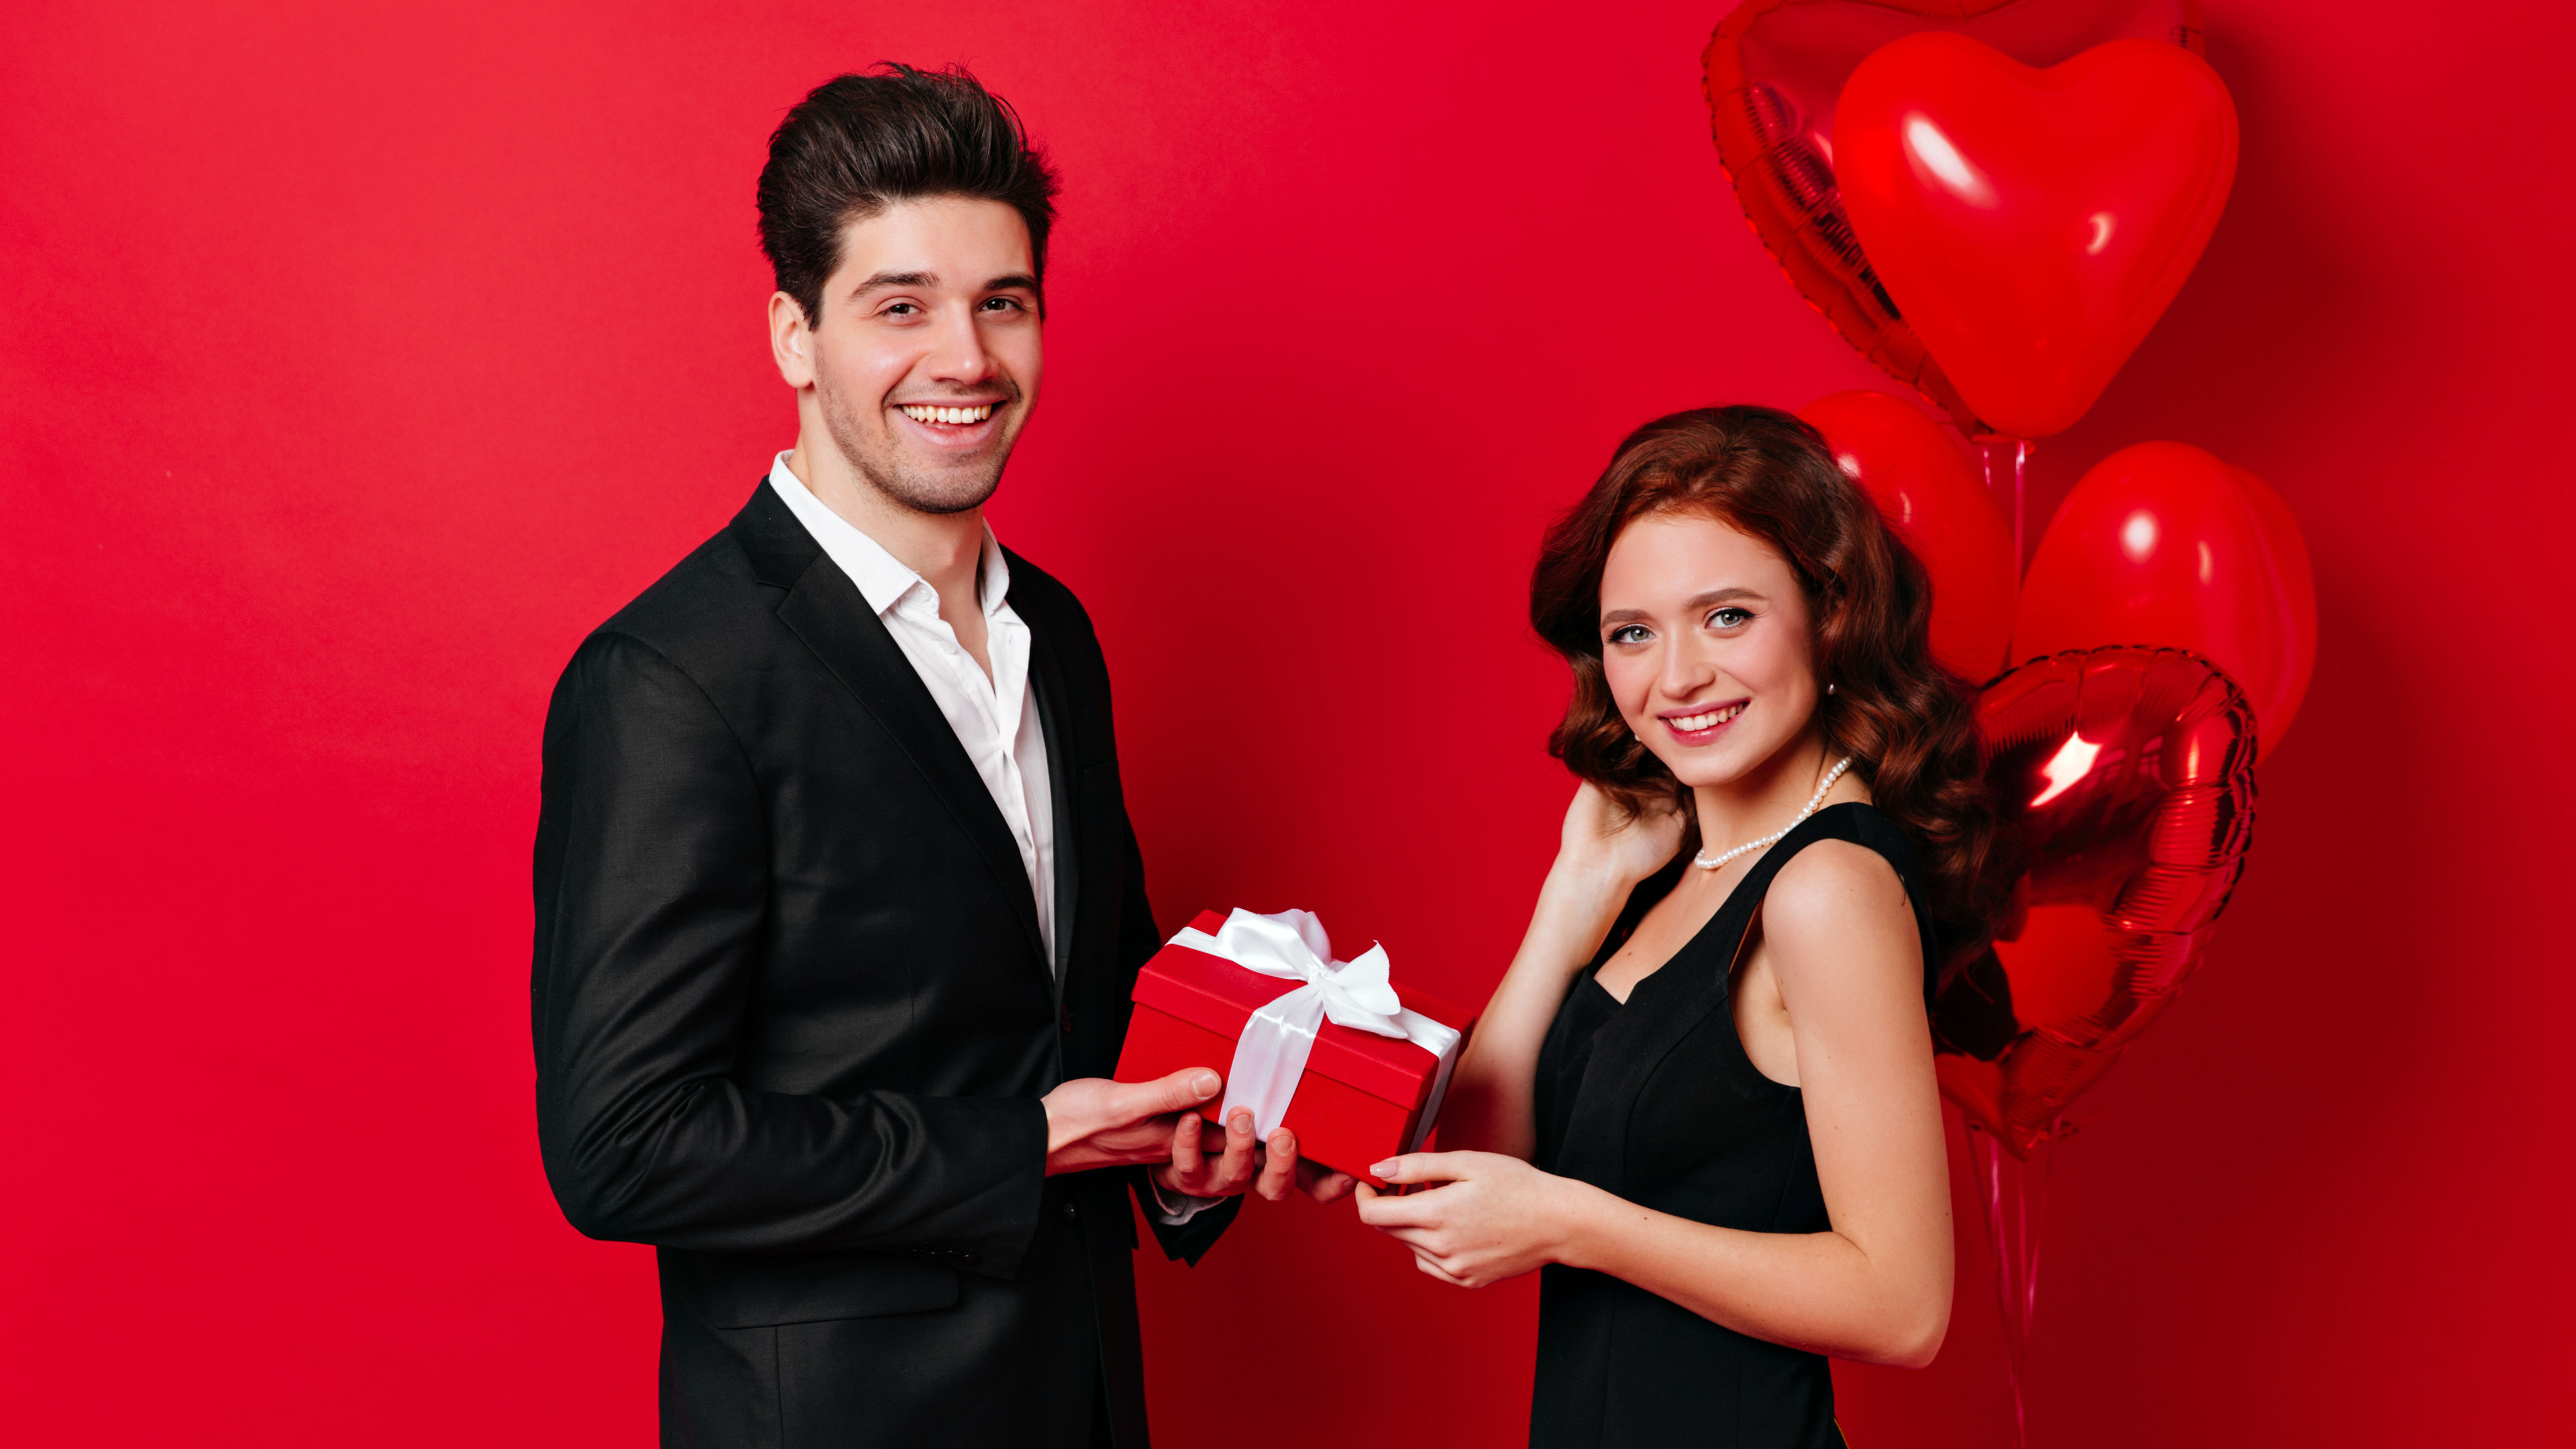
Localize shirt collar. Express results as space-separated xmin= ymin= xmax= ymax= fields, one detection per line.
xmin=766 ymin=451 xmax=1011 ymax=620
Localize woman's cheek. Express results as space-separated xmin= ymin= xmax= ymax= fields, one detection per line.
xmin=1602 ymin=654 xmax=1652 ymax=727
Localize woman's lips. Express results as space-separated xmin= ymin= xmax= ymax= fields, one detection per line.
xmin=1659 ymin=698 xmax=1748 ymax=747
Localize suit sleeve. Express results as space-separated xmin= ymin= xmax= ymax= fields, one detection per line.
xmin=532 ymin=631 xmax=1046 ymax=1275
xmin=1116 ymin=811 xmax=1242 ymax=1264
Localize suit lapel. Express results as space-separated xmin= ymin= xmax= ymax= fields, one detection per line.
xmin=1022 ymin=611 xmax=1082 ymax=989
xmin=735 ymin=485 xmax=1050 ymax=970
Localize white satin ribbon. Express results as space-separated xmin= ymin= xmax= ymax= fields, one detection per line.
xmin=1169 ymin=908 xmax=1464 ymax=1150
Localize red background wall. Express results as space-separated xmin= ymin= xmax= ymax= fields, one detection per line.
xmin=5 ymin=2 xmax=2569 ymax=1443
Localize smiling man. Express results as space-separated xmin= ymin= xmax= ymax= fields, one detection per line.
xmin=531 ymin=66 xmax=1338 ymax=1449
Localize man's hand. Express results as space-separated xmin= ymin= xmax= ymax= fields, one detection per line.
xmin=1150 ymin=1112 xmax=1361 ymax=1204
xmin=1041 ymin=1069 xmax=1222 ymax=1175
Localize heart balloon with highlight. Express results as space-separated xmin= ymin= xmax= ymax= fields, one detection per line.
xmin=2014 ymin=441 xmax=2318 ymax=758
xmin=1834 ymin=31 xmax=2238 ymax=438
xmin=1703 ymin=0 xmax=2212 ymax=437
xmin=1934 ymin=645 xmax=2256 ymax=1157
xmin=1800 ymin=390 xmax=2018 ymax=681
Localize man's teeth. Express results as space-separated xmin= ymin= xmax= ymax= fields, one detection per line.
xmin=1670 ymin=703 xmax=1746 ymax=732
xmin=899 ymin=403 xmax=995 ymax=425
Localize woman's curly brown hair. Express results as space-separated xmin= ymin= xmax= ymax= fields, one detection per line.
xmin=1529 ymin=404 xmax=2016 ymax=962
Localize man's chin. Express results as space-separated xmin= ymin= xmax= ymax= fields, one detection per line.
xmin=833 ymin=439 xmax=1010 ymax=516
xmin=883 ymin=481 xmax=996 ymax=515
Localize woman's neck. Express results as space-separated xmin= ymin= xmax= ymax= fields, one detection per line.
xmin=1691 ymin=732 xmax=1844 ymax=857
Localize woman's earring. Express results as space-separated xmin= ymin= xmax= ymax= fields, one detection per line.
xmin=1825 ymin=682 xmax=1837 ymax=696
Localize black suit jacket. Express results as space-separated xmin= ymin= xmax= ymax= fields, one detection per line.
xmin=533 ymin=481 xmax=1234 ymax=1448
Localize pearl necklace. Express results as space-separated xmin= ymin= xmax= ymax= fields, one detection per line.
xmin=1690 ymin=756 xmax=1856 ymax=871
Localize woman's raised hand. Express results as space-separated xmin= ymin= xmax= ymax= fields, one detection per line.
xmin=1556 ymin=782 xmax=1684 ymax=894
xmin=1428 ymin=782 xmax=1687 ymax=1165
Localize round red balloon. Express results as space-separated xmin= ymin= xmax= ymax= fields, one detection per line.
xmin=1799 ymin=390 xmax=2018 ymax=681
xmin=1834 ymin=33 xmax=2239 ymax=438
xmin=2012 ymin=441 xmax=2316 ymax=757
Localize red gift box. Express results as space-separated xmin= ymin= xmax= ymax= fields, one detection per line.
xmin=1114 ymin=910 xmax=1477 ymax=1179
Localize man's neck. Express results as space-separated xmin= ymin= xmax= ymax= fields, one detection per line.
xmin=784 ymin=430 xmax=997 ymax=682
xmin=784 ymin=437 xmax=985 ymax=604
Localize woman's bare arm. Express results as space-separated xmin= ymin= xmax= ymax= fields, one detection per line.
xmin=1433 ymin=785 xmax=1680 ymax=1161
xmin=1364 ymin=842 xmax=1952 ymax=1366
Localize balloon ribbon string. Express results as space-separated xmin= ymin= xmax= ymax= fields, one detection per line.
xmin=1978 ymin=437 xmax=2031 ymax=574
xmin=2013 ymin=438 xmax=2031 ymax=572
xmin=1971 ymin=1129 xmax=2025 ymax=1449
xmin=1971 ymin=1124 xmax=2056 ymax=1449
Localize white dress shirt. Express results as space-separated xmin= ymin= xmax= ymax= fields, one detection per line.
xmin=767 ymin=453 xmax=1057 ymax=967
xmin=769 ymin=453 xmax=1210 ymax=1225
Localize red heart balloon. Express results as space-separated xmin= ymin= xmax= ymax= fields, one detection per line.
xmin=2014 ymin=441 xmax=2318 ymax=758
xmin=1934 ymin=645 xmax=2255 ymax=1157
xmin=1703 ymin=0 xmax=2209 ymax=437
xmin=1798 ymin=390 xmax=2018 ymax=681
xmin=1835 ymin=32 xmax=2239 ymax=438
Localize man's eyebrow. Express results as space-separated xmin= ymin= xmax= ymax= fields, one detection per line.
xmin=848 ymin=270 xmax=936 ymax=294
xmin=982 ymin=273 xmax=1040 ymax=293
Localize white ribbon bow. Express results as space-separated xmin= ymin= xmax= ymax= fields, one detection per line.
xmin=1170 ymin=908 xmax=1465 ymax=1150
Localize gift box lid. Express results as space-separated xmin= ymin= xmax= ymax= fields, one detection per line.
xmin=1132 ymin=910 xmax=1473 ymax=1107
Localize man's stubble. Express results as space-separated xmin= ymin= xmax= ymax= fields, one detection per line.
xmin=817 ymin=370 xmax=1014 ymax=517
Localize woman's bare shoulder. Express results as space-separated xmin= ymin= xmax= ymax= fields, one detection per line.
xmin=1760 ymin=841 xmax=1919 ymax=987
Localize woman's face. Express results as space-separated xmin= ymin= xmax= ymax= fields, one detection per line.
xmin=1598 ymin=509 xmax=1821 ymax=792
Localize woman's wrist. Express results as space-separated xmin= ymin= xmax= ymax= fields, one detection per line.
xmin=1544 ymin=1174 xmax=1625 ymax=1274
xmin=1526 ymin=857 xmax=1634 ymax=958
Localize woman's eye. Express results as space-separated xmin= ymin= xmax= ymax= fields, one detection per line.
xmin=1709 ymin=607 xmax=1752 ymax=629
xmin=1607 ymin=625 xmax=1652 ymax=645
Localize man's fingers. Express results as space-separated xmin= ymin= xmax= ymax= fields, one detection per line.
xmin=1121 ymin=1068 xmax=1222 ymax=1122
xmin=1255 ymin=1130 xmax=1298 ymax=1201
xmin=1210 ymin=1110 xmax=1257 ymax=1191
xmin=1168 ymin=1110 xmax=1203 ymax=1173
xmin=1300 ymin=1167 xmax=1357 ymax=1205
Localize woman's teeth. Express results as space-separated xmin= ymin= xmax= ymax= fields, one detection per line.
xmin=1670 ymin=703 xmax=1746 ymax=732
xmin=899 ymin=403 xmax=995 ymax=425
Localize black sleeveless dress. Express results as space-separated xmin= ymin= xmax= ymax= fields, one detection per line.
xmin=1529 ymin=803 xmax=1939 ymax=1449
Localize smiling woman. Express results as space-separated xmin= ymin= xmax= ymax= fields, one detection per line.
xmin=1532 ymin=407 xmax=2012 ymax=947
xmin=1359 ymin=405 xmax=2014 ymax=1449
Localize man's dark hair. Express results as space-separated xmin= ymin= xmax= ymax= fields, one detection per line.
xmin=757 ymin=63 xmax=1061 ymax=327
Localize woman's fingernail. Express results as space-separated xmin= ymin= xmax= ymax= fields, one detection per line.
xmin=1368 ymin=1161 xmax=1397 ymax=1179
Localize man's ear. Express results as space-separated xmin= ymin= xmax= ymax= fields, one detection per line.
xmin=768 ymin=290 xmax=817 ymax=388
